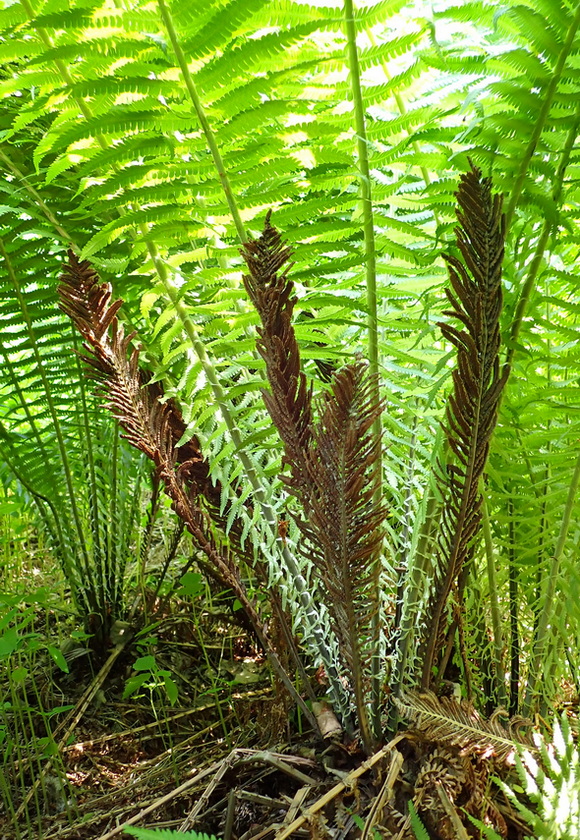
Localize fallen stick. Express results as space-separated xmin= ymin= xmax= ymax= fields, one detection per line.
xmin=274 ymin=736 xmax=404 ymax=840
xmin=96 ymin=757 xmax=223 ymax=840
xmin=361 ymin=749 xmax=404 ymax=840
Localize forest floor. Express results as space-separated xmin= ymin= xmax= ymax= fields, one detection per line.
xmin=2 ymin=599 xmax=379 ymax=840
xmin=0 ymin=596 xmax=565 ymax=840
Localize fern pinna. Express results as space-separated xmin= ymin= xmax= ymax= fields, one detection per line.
xmin=242 ymin=216 xmax=386 ymax=754
xmin=420 ymin=166 xmax=508 ymax=688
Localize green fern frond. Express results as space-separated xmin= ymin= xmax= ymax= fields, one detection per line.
xmin=125 ymin=827 xmax=218 ymax=840
xmin=496 ymin=713 xmax=580 ymax=839
xmin=396 ymin=690 xmax=533 ymax=763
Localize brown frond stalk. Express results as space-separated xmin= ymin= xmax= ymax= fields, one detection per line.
xmin=301 ymin=361 xmax=386 ymax=755
xmin=421 ymin=166 xmax=507 ymax=688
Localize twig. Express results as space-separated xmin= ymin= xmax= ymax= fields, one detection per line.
xmin=435 ymin=783 xmax=470 ymax=840
xmin=241 ymin=751 xmax=319 ymax=786
xmin=284 ymin=786 xmax=312 ymax=826
xmin=361 ymin=749 xmax=404 ymax=840
xmin=224 ymin=788 xmax=237 ymax=840
xmin=274 ymin=737 xmax=404 ymax=840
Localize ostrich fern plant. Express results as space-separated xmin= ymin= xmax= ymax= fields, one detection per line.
xmin=58 ymin=164 xmax=507 ymax=749
xmin=1 ymin=0 xmax=580 ymax=722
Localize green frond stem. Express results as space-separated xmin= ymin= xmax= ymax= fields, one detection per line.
xmin=16 ymin=2 xmax=199 ymax=287
xmin=503 ymin=5 xmax=580 ymax=233
xmin=107 ymin=427 xmax=119 ymax=613
xmin=513 ymin=425 xmax=554 ymax=637
xmin=17 ymin=2 xmax=250 ymax=370
xmin=542 ymin=594 xmax=578 ymax=718
xmin=156 ymin=0 xmax=247 ymax=245
xmin=72 ymin=334 xmax=105 ymax=608
xmin=497 ymin=108 xmax=579 ymax=684
xmin=482 ymin=493 xmax=507 ymax=708
xmin=507 ymin=498 xmax=519 ymax=717
xmin=18 ymin=0 xmax=249 ymax=364
xmin=522 ymin=449 xmax=580 ymax=716
xmin=344 ymin=0 xmax=382 ymax=741
xmin=0 ymin=239 xmax=96 ymax=602
xmin=506 ymin=101 xmax=580 ymax=368
xmin=0 ymin=147 xmax=79 ymax=251
xmin=1 ymin=398 xmax=71 ymax=601
xmin=344 ymin=0 xmax=380 ymax=381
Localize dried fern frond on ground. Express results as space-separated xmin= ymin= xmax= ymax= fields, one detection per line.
xmin=396 ymin=690 xmax=533 ymax=763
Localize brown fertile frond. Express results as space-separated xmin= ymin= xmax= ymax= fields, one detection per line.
xmin=58 ymin=252 xmax=243 ymax=551
xmin=395 ymin=691 xmax=533 ymax=764
xmin=58 ymin=253 xmax=261 ymax=628
xmin=58 ymin=256 xmax=229 ymax=563
xmin=241 ymin=214 xmax=313 ymax=496
xmin=421 ymin=166 xmax=507 ymax=688
xmin=299 ymin=361 xmax=386 ymax=754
